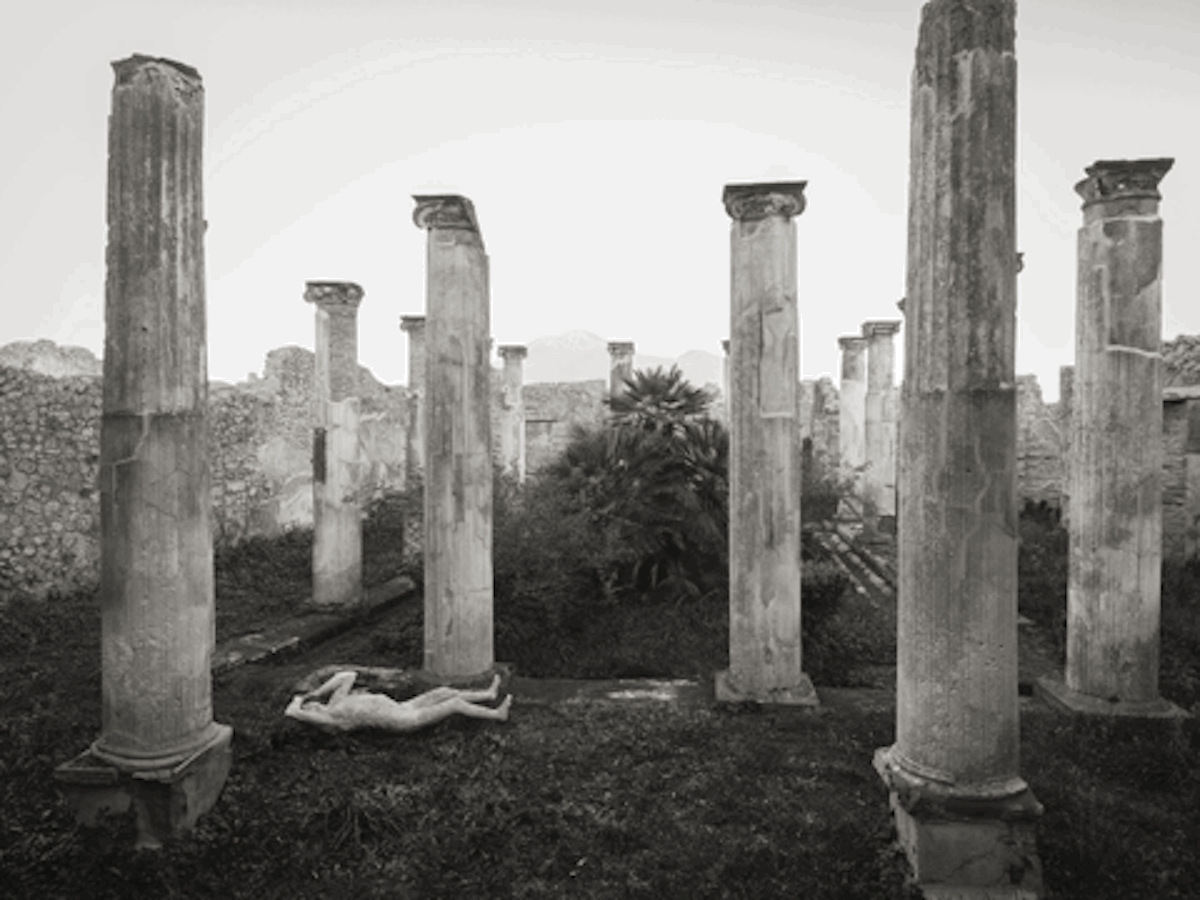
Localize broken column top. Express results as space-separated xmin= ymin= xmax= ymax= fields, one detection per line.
xmin=498 ymin=344 xmax=528 ymax=360
xmin=412 ymin=194 xmax=480 ymax=233
xmin=722 ymin=181 xmax=807 ymax=221
xmin=608 ymin=341 xmax=635 ymax=356
xmin=304 ymin=281 xmax=364 ymax=313
xmin=862 ymin=320 xmax=902 ymax=339
xmin=838 ymin=334 xmax=869 ymax=351
xmin=1075 ymin=158 xmax=1174 ymax=211
xmin=112 ymin=54 xmax=202 ymax=87
xmin=721 ymin=339 xmax=730 ymax=354
xmin=399 ymin=314 xmax=426 ymax=333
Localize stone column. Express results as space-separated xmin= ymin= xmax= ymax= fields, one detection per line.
xmin=608 ymin=340 xmax=635 ymax=399
xmin=862 ymin=320 xmax=902 ymax=533
xmin=497 ymin=344 xmax=528 ymax=482
xmin=413 ymin=194 xmax=494 ymax=680
xmin=715 ymin=181 xmax=816 ymax=706
xmin=837 ymin=335 xmax=868 ymax=508
xmin=873 ymin=4 xmax=1043 ymax=896
xmin=400 ymin=315 xmax=426 ymax=480
xmin=55 ymin=55 xmax=231 ymax=849
xmin=1058 ymin=364 xmax=1075 ymax=521
xmin=1037 ymin=158 xmax=1183 ymax=718
xmin=304 ymin=281 xmax=364 ymax=609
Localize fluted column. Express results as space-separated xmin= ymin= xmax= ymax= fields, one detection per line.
xmin=56 ymin=55 xmax=231 ymax=849
xmin=837 ymin=335 xmax=869 ymax=506
xmin=1037 ymin=158 xmax=1183 ymax=718
xmin=715 ymin=181 xmax=816 ymax=706
xmin=304 ymin=281 xmax=364 ymax=609
xmin=873 ymin=3 xmax=1042 ymax=895
xmin=413 ymin=194 xmax=494 ymax=680
xmin=862 ymin=320 xmax=901 ymax=533
xmin=497 ymin=344 xmax=528 ymax=482
xmin=607 ymin=341 xmax=635 ymax=400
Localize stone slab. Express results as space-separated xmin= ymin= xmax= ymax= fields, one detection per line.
xmin=1035 ymin=675 xmax=1189 ymax=718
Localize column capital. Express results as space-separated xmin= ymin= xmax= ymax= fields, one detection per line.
xmin=497 ymin=344 xmax=528 ymax=361
xmin=304 ymin=281 xmax=364 ymax=313
xmin=412 ymin=194 xmax=480 ymax=232
xmin=722 ymin=181 xmax=807 ymax=222
xmin=862 ymin=320 xmax=902 ymax=339
xmin=838 ymin=334 xmax=869 ymax=351
xmin=607 ymin=341 xmax=635 ymax=356
xmin=399 ymin=314 xmax=426 ymax=333
xmin=1075 ymin=158 xmax=1174 ymax=208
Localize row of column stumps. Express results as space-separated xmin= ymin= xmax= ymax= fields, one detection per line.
xmin=54 ymin=55 xmax=232 ymax=849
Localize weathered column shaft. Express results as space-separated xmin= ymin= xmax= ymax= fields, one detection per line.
xmin=94 ymin=55 xmax=224 ymax=768
xmin=498 ymin=344 xmax=528 ymax=482
xmin=716 ymin=181 xmax=816 ymax=706
xmin=400 ymin=314 xmax=427 ymax=394
xmin=305 ymin=281 xmax=364 ymax=609
xmin=838 ymin=336 xmax=868 ymax=485
xmin=400 ymin=315 xmax=427 ymax=481
xmin=891 ymin=0 xmax=1021 ymax=790
xmin=875 ymin=5 xmax=1041 ymax=893
xmin=414 ymin=195 xmax=493 ymax=679
xmin=1067 ymin=158 xmax=1173 ymax=705
xmin=862 ymin=320 xmax=901 ymax=524
xmin=608 ymin=341 xmax=635 ymax=398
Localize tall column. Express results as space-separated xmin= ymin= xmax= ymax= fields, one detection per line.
xmin=304 ymin=282 xmax=364 ymax=609
xmin=400 ymin=314 xmax=426 ymax=480
xmin=837 ymin=335 xmax=868 ymax=506
xmin=862 ymin=320 xmax=902 ymax=533
xmin=55 ymin=55 xmax=231 ymax=849
xmin=1037 ymin=158 xmax=1183 ymax=718
xmin=413 ymin=194 xmax=494 ymax=680
xmin=873 ymin=3 xmax=1043 ymax=896
xmin=721 ymin=338 xmax=731 ymax=420
xmin=608 ymin=340 xmax=635 ymax=399
xmin=497 ymin=344 xmax=528 ymax=482
xmin=715 ymin=181 xmax=816 ymax=706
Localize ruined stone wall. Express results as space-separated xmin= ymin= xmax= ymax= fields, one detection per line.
xmin=523 ymin=380 xmax=607 ymax=474
xmin=1017 ymin=374 xmax=1068 ymax=508
xmin=0 ymin=345 xmax=412 ymax=601
xmin=798 ymin=377 xmax=840 ymax=482
xmin=0 ymin=366 xmax=101 ymax=599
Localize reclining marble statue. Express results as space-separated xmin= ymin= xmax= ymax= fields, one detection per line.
xmin=286 ymin=670 xmax=512 ymax=733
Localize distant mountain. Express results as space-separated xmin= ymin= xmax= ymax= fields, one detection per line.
xmin=521 ymin=330 xmax=723 ymax=392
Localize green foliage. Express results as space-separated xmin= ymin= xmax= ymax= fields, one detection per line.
xmin=605 ymin=364 xmax=717 ymax=434
xmin=1161 ymin=558 xmax=1200 ymax=712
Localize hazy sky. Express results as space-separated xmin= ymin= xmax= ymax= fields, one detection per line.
xmin=2 ymin=1 xmax=1196 ymax=399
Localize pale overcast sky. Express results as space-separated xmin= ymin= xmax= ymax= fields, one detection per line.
xmin=1 ymin=0 xmax=1196 ymax=399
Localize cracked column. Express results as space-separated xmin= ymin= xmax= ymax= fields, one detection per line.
xmin=715 ymin=181 xmax=816 ymax=706
xmin=413 ymin=194 xmax=494 ymax=680
xmin=400 ymin=314 xmax=426 ymax=480
xmin=608 ymin=341 xmax=635 ymax=399
xmin=873 ymin=3 xmax=1043 ymax=896
xmin=837 ymin=335 xmax=868 ymax=511
xmin=862 ymin=320 xmax=902 ymax=534
xmin=305 ymin=281 xmax=364 ymax=609
xmin=54 ymin=55 xmax=231 ymax=849
xmin=1037 ymin=158 xmax=1184 ymax=718
xmin=497 ymin=345 xmax=528 ymax=482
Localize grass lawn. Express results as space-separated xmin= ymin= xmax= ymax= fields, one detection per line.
xmin=2 ymin=508 xmax=1199 ymax=898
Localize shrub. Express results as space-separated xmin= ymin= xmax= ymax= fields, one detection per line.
xmin=1017 ymin=500 xmax=1068 ymax=659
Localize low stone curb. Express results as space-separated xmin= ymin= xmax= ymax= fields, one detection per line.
xmin=212 ymin=574 xmax=416 ymax=676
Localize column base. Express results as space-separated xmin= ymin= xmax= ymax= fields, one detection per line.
xmin=874 ymin=747 xmax=1044 ymax=898
xmin=1035 ymin=675 xmax=1189 ymax=718
xmin=713 ymin=668 xmax=819 ymax=706
xmin=418 ymin=661 xmax=513 ymax=689
xmin=54 ymin=723 xmax=233 ymax=850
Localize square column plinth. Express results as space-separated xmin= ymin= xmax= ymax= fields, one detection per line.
xmin=715 ymin=181 xmax=816 ymax=706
